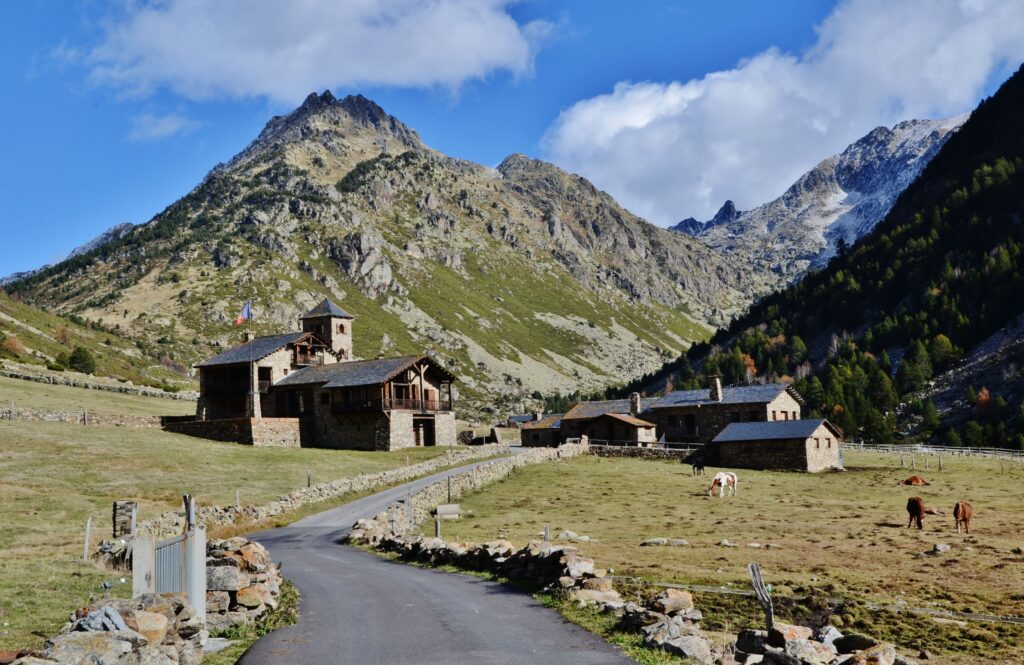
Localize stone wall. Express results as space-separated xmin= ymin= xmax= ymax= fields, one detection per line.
xmin=113 ymin=501 xmax=137 ymax=538
xmin=589 ymin=445 xmax=694 ymax=462
xmin=0 ymin=405 xmax=162 ymax=427
xmin=383 ymin=443 xmax=590 ymax=534
xmin=162 ymin=417 xmax=302 ymax=447
xmin=0 ymin=363 xmax=196 ymax=400
xmin=137 ymin=444 xmax=510 ymax=540
xmin=384 ymin=410 xmax=415 ymax=450
xmin=434 ymin=411 xmax=456 ymax=447
xmin=716 ymin=439 xmax=812 ymax=471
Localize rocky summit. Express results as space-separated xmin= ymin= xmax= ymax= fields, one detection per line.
xmin=7 ymin=91 xmax=777 ymax=414
xmin=672 ymin=115 xmax=966 ymax=281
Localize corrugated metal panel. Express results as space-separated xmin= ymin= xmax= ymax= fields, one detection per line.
xmin=154 ymin=533 xmax=188 ymax=594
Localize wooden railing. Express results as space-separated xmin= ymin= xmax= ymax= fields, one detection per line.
xmin=295 ymin=354 xmax=324 ymax=366
xmin=332 ymin=398 xmax=453 ymax=414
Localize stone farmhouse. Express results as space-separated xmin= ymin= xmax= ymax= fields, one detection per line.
xmin=520 ymin=413 xmax=563 ymax=447
xmin=178 ymin=299 xmax=457 ymax=450
xmin=644 ymin=376 xmax=805 ymax=444
xmin=559 ymin=393 xmax=655 ymax=443
xmin=711 ymin=419 xmax=843 ymax=472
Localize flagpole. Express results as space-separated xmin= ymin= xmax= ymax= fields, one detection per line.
xmin=248 ymin=298 xmax=254 ymax=418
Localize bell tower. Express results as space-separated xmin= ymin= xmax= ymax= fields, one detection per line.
xmin=300 ymin=299 xmax=354 ymax=362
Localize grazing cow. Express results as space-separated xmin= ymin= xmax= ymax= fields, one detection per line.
xmin=907 ymin=497 xmax=944 ymax=529
xmin=900 ymin=475 xmax=930 ymax=486
xmin=709 ymin=471 xmax=738 ymax=497
xmin=954 ymin=502 xmax=973 ymax=534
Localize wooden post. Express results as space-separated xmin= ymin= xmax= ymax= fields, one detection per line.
xmin=544 ymin=525 xmax=551 ymax=542
xmin=307 ymin=469 xmax=312 ymax=488
xmin=130 ymin=504 xmax=137 ymax=536
xmin=132 ymin=534 xmax=155 ymax=597
xmin=447 ymin=476 xmax=452 ymax=503
xmin=83 ymin=517 xmax=92 ymax=562
xmin=235 ymin=489 xmax=240 ymax=509
xmin=435 ymin=515 xmax=441 ymax=539
xmin=939 ymin=455 xmax=944 ymax=471
xmin=925 ymin=456 xmax=929 ymax=470
xmin=912 ymin=454 xmax=916 ymax=470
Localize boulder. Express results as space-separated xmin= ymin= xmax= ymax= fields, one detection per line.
xmin=931 ymin=543 xmax=950 ymax=554
xmin=206 ymin=591 xmax=231 ymax=613
xmin=838 ymin=643 xmax=897 ymax=665
xmin=767 ymin=622 xmax=813 ymax=648
xmin=661 ymin=634 xmax=714 ymax=664
xmin=582 ymin=577 xmax=613 ymax=592
xmin=834 ymin=633 xmax=879 ymax=654
xmin=175 ymin=605 xmax=204 ymax=639
xmin=72 ymin=607 xmax=129 ymax=633
xmin=643 ymin=616 xmax=703 ymax=644
xmin=236 ymin=585 xmax=275 ymax=609
xmin=641 ymin=538 xmax=669 ymax=546
xmin=760 ymin=646 xmax=801 ymax=664
xmin=563 ymin=555 xmax=595 ymax=579
xmin=814 ymin=625 xmax=843 ymax=648
xmin=126 ymin=611 xmax=169 ymax=646
xmin=135 ymin=647 xmax=178 ymax=665
xmin=670 ymin=539 xmax=690 ymax=547
xmin=652 ymin=588 xmax=694 ymax=614
xmin=736 ymin=629 xmax=768 ymax=655
xmin=207 ymin=565 xmax=248 ymax=592
xmin=784 ymin=638 xmax=836 ymax=665
xmin=569 ymin=588 xmax=622 ymax=606
xmin=556 ymin=530 xmax=578 ymax=541
xmin=45 ymin=630 xmax=145 ymax=664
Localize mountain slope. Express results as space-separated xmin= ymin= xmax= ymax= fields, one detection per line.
xmin=629 ymin=63 xmax=1024 ymax=447
xmin=7 ymin=92 xmax=777 ymax=414
xmin=673 ymin=116 xmax=966 ymax=281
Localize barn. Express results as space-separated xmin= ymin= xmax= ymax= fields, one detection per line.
xmin=710 ymin=419 xmax=843 ymax=472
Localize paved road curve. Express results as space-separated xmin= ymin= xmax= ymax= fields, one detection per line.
xmin=238 ymin=456 xmax=636 ymax=665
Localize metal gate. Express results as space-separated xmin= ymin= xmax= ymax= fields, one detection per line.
xmin=132 ymin=495 xmax=206 ymax=623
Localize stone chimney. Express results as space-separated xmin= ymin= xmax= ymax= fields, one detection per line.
xmin=629 ymin=392 xmax=641 ymax=416
xmin=244 ymin=331 xmax=255 ymax=343
xmin=708 ymin=375 xmax=722 ymax=402
xmin=533 ymin=411 xmax=543 ymax=421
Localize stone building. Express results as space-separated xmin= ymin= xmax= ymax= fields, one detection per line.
xmin=560 ymin=393 xmax=656 ymax=443
xmin=710 ymin=419 xmax=843 ymax=472
xmin=520 ymin=414 xmax=563 ymax=447
xmin=184 ymin=299 xmax=456 ymax=450
xmin=645 ymin=377 xmax=805 ymax=444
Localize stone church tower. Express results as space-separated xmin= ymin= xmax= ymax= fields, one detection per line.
xmin=300 ymin=299 xmax=354 ymax=362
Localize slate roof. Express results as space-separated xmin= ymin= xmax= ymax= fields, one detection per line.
xmin=196 ymin=332 xmax=307 ymax=367
xmin=300 ymin=299 xmax=353 ymax=319
xmin=649 ymin=383 xmax=805 ymax=409
xmin=521 ymin=414 xmax=563 ymax=430
xmin=508 ymin=414 xmax=539 ymax=425
xmin=563 ymin=398 xmax=650 ymax=420
xmin=600 ymin=413 xmax=656 ymax=428
xmin=274 ymin=355 xmax=455 ymax=389
xmin=712 ymin=419 xmax=841 ymax=443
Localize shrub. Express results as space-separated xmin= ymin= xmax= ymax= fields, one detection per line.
xmin=68 ymin=346 xmax=97 ymax=374
xmin=0 ymin=335 xmax=26 ymax=357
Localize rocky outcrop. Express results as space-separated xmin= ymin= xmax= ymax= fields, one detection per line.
xmin=676 ymin=116 xmax=966 ymax=282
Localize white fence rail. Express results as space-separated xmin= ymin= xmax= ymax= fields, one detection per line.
xmin=853 ymin=440 xmax=1024 ymax=460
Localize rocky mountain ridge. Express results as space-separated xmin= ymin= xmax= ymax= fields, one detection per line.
xmin=7 ymin=91 xmax=780 ymax=414
xmin=672 ymin=115 xmax=967 ymax=281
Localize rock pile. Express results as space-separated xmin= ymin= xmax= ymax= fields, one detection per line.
xmin=13 ymin=593 xmax=206 ymax=665
xmin=205 ymin=538 xmax=284 ymax=632
xmin=730 ymin=622 xmax=909 ymax=665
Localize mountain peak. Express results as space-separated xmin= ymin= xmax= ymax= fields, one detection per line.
xmin=709 ymin=200 xmax=742 ymax=226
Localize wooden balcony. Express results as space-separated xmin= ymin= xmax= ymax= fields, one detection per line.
xmin=295 ymin=354 xmax=324 ymax=367
xmin=332 ymin=398 xmax=453 ymax=415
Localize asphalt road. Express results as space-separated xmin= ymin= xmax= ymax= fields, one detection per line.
xmin=238 ymin=455 xmax=636 ymax=665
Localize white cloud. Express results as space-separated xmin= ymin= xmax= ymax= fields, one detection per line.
xmin=542 ymin=0 xmax=1024 ymax=225
xmin=128 ymin=112 xmax=200 ymax=141
xmin=84 ymin=0 xmax=550 ymax=103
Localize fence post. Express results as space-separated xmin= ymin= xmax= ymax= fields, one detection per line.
xmin=133 ymin=534 xmax=155 ymax=597
xmin=939 ymin=455 xmax=943 ymax=471
xmin=83 ymin=517 xmax=92 ymax=562
xmin=187 ymin=526 xmax=206 ymax=626
xmin=435 ymin=514 xmax=441 ymax=539
xmin=912 ymin=454 xmax=916 ymax=470
xmin=307 ymin=469 xmax=312 ymax=488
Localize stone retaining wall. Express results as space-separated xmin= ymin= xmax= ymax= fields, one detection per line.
xmin=0 ymin=364 xmax=197 ymax=401
xmin=0 ymin=405 xmax=162 ymax=427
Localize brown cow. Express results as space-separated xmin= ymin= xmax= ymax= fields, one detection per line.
xmin=900 ymin=475 xmax=930 ymax=486
xmin=954 ymin=502 xmax=973 ymax=534
xmin=906 ymin=497 xmax=944 ymax=529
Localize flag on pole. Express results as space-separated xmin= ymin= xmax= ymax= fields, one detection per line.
xmin=234 ymin=301 xmax=253 ymax=326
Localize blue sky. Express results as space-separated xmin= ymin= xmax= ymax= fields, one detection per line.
xmin=1 ymin=1 xmax=1020 ymax=276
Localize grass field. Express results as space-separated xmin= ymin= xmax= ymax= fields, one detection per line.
xmin=0 ymin=375 xmax=196 ymax=416
xmin=427 ymin=452 xmax=1024 ymax=663
xmin=0 ymin=419 xmax=457 ymax=650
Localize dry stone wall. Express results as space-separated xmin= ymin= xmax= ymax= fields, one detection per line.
xmin=137 ymin=444 xmax=510 ymax=540
xmin=0 ymin=405 xmax=162 ymax=427
xmin=0 ymin=364 xmax=197 ymax=400
xmin=589 ymin=445 xmax=693 ymax=462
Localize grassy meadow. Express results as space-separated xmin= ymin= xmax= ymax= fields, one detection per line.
xmin=427 ymin=452 xmax=1024 ymax=663
xmin=0 ymin=414 xmax=455 ymax=650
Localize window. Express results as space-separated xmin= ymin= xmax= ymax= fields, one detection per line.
xmin=826 ymin=438 xmax=832 ymax=448
xmin=283 ymin=368 xmax=289 ymax=375
xmin=338 ymin=323 xmax=346 ymax=334
xmin=792 ymin=411 xmax=797 ymax=420
xmin=772 ymin=410 xmax=777 ymax=421
xmin=814 ymin=437 xmax=820 ymax=449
